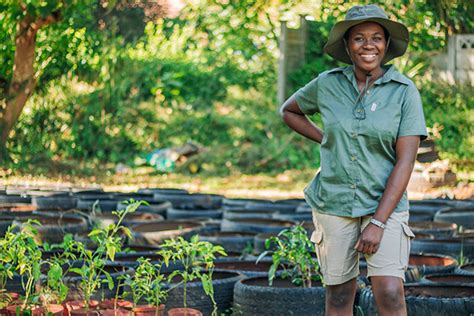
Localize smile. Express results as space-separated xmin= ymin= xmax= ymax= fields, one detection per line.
xmin=359 ymin=54 xmax=378 ymax=62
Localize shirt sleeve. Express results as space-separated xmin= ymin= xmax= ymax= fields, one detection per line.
xmin=397 ymin=85 xmax=428 ymax=141
xmin=293 ymin=76 xmax=320 ymax=115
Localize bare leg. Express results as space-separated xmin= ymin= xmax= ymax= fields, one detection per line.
xmin=325 ymin=277 xmax=357 ymax=316
xmin=371 ymin=276 xmax=407 ymax=316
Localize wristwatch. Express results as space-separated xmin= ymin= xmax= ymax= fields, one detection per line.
xmin=370 ymin=218 xmax=386 ymax=229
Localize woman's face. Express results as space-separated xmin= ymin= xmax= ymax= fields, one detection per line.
xmin=347 ymin=22 xmax=387 ymax=74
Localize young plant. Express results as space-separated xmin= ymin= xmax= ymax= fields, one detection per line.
xmin=122 ymin=257 xmax=167 ymax=312
xmin=158 ymin=235 xmax=226 ymax=316
xmin=0 ymin=225 xmax=22 ymax=309
xmin=257 ymin=224 xmax=322 ymax=288
xmin=70 ymin=200 xmax=144 ymax=309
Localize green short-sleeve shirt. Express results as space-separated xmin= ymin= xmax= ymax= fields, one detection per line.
xmin=294 ymin=65 xmax=427 ymax=217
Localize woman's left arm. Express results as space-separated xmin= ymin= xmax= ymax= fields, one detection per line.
xmin=355 ymin=135 xmax=420 ymax=254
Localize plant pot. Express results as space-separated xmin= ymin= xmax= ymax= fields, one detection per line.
xmin=167 ymin=308 xmax=202 ymax=316
xmin=99 ymin=309 xmax=132 ymax=316
xmin=98 ymin=299 xmax=133 ymax=310
xmin=6 ymin=305 xmax=42 ymax=316
xmin=63 ymin=300 xmax=99 ymax=316
xmin=69 ymin=309 xmax=100 ymax=316
xmin=133 ymin=305 xmax=165 ymax=316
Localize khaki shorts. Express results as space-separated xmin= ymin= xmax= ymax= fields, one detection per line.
xmin=311 ymin=210 xmax=415 ymax=286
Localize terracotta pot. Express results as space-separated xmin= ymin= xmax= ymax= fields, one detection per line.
xmin=43 ymin=304 xmax=64 ymax=316
xmin=0 ymin=293 xmax=20 ymax=315
xmin=64 ymin=301 xmax=99 ymax=316
xmin=6 ymin=305 xmax=42 ymax=316
xmin=167 ymin=308 xmax=202 ymax=316
xmin=69 ymin=308 xmax=100 ymax=316
xmin=98 ymin=300 xmax=133 ymax=310
xmin=133 ymin=305 xmax=165 ymax=316
xmin=99 ymin=309 xmax=132 ymax=316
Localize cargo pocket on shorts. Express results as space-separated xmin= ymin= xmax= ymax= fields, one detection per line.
xmin=311 ymin=229 xmax=326 ymax=274
xmin=400 ymin=223 xmax=415 ymax=269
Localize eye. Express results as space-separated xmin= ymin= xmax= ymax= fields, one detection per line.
xmin=373 ymin=36 xmax=383 ymax=42
xmin=353 ymin=37 xmax=364 ymax=42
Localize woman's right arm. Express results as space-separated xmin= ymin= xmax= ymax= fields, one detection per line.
xmin=279 ymin=95 xmax=324 ymax=144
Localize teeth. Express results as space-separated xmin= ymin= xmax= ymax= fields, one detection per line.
xmin=361 ymin=54 xmax=376 ymax=57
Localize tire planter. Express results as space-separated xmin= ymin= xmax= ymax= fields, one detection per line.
xmin=90 ymin=211 xmax=164 ymax=228
xmin=0 ymin=203 xmax=36 ymax=212
xmin=32 ymin=193 xmax=77 ymax=211
xmin=117 ymin=200 xmax=171 ymax=217
xmin=131 ymin=221 xmax=203 ymax=245
xmin=405 ymin=253 xmax=458 ymax=282
xmin=111 ymin=193 xmax=156 ymax=204
xmin=295 ymin=203 xmax=312 ymax=213
xmin=456 ymin=263 xmax=474 ymax=276
xmin=359 ymin=284 xmax=474 ymax=316
xmin=233 ymin=277 xmax=325 ymax=316
xmin=214 ymin=258 xmax=275 ymax=278
xmin=411 ymin=236 xmax=474 ymax=260
xmin=77 ymin=198 xmax=118 ymax=212
xmin=162 ymin=271 xmax=241 ymax=316
xmin=153 ymin=193 xmax=223 ymax=209
xmin=12 ymin=213 xmax=89 ymax=244
xmin=221 ymin=218 xmax=294 ymax=234
xmin=423 ymin=273 xmax=474 ymax=285
xmin=138 ymin=188 xmax=188 ymax=195
xmin=434 ymin=207 xmax=474 ymax=229
xmin=0 ymin=194 xmax=31 ymax=204
xmin=223 ymin=209 xmax=276 ymax=220
xmin=253 ymin=233 xmax=278 ymax=255
xmin=64 ymin=263 xmax=134 ymax=301
xmin=166 ymin=207 xmax=223 ymax=220
xmin=199 ymin=231 xmax=255 ymax=253
xmin=245 ymin=201 xmax=296 ymax=214
xmin=272 ymin=212 xmax=313 ymax=222
xmin=222 ymin=198 xmax=272 ymax=211
xmin=409 ymin=221 xmax=458 ymax=238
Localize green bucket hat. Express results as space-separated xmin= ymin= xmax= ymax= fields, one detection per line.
xmin=323 ymin=5 xmax=409 ymax=65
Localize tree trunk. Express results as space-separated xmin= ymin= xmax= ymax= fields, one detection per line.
xmin=0 ymin=11 xmax=59 ymax=161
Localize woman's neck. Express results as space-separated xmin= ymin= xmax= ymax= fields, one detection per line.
xmin=353 ymin=66 xmax=384 ymax=84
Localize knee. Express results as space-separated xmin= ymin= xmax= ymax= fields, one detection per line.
xmin=374 ymin=282 xmax=405 ymax=310
xmin=327 ymin=284 xmax=355 ymax=309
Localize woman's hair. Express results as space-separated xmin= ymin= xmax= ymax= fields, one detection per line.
xmin=343 ymin=23 xmax=390 ymax=42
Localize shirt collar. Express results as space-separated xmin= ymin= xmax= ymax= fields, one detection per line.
xmin=333 ymin=64 xmax=411 ymax=86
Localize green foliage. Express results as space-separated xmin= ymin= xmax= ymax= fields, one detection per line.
xmin=122 ymin=257 xmax=167 ymax=308
xmin=257 ymin=225 xmax=322 ymax=288
xmin=158 ymin=235 xmax=226 ymax=316
xmin=69 ymin=200 xmax=142 ymax=307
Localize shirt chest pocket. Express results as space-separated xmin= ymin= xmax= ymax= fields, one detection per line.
xmin=364 ymin=102 xmax=401 ymax=142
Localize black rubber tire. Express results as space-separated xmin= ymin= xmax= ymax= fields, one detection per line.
xmin=434 ymin=207 xmax=474 ymax=229
xmin=162 ymin=271 xmax=242 ymax=316
xmin=213 ymin=257 xmax=275 ymax=278
xmin=64 ymin=262 xmax=134 ymax=301
xmin=295 ymin=203 xmax=312 ymax=213
xmin=166 ymin=207 xmax=223 ymax=220
xmin=0 ymin=194 xmax=31 ymax=204
xmin=455 ymin=263 xmax=474 ymax=276
xmin=138 ymin=188 xmax=188 ymax=195
xmin=359 ymin=284 xmax=474 ymax=316
xmin=410 ymin=221 xmax=458 ymax=238
xmin=272 ymin=212 xmax=313 ymax=222
xmin=12 ymin=213 xmax=89 ymax=244
xmin=117 ymin=200 xmax=171 ymax=217
xmin=111 ymin=192 xmax=156 ymax=204
xmin=131 ymin=220 xmax=204 ymax=245
xmin=223 ymin=209 xmax=276 ymax=220
xmin=421 ymin=273 xmax=474 ymax=285
xmin=406 ymin=253 xmax=458 ymax=282
xmin=221 ymin=218 xmax=295 ymax=234
xmin=89 ymin=211 xmax=164 ymax=227
xmin=233 ymin=277 xmax=325 ymax=316
xmin=253 ymin=233 xmax=278 ymax=255
xmin=199 ymin=231 xmax=255 ymax=253
xmin=223 ymin=198 xmax=272 ymax=211
xmin=153 ymin=193 xmax=223 ymax=209
xmin=245 ymin=201 xmax=296 ymax=214
xmin=77 ymin=198 xmax=118 ymax=212
xmin=411 ymin=237 xmax=474 ymax=260
xmin=32 ymin=193 xmax=77 ymax=211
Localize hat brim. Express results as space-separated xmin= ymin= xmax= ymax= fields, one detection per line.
xmin=323 ymin=17 xmax=409 ymax=65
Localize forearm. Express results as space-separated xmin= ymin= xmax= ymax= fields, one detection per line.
xmin=282 ymin=111 xmax=324 ymax=144
xmin=373 ymin=159 xmax=415 ymax=223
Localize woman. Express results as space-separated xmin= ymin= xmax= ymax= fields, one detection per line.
xmin=280 ymin=5 xmax=427 ymax=316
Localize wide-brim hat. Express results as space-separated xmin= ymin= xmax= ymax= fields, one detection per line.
xmin=324 ymin=5 xmax=409 ymax=65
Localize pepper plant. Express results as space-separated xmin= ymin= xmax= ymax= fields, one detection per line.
xmin=257 ymin=224 xmax=322 ymax=287
xmin=158 ymin=235 xmax=226 ymax=316
xmin=69 ymin=200 xmax=144 ymax=309
xmin=122 ymin=257 xmax=167 ymax=312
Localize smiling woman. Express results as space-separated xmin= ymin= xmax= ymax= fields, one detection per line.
xmin=280 ymin=4 xmax=427 ymax=316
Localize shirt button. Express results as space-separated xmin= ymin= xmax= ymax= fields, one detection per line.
xmin=366 ymin=90 xmax=370 ymax=94
xmin=351 ymin=155 xmax=357 ymax=161
xmin=351 ymin=184 xmax=356 ymax=189
xmin=351 ymin=132 xmax=357 ymax=138
xmin=357 ymin=109 xmax=362 ymax=113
